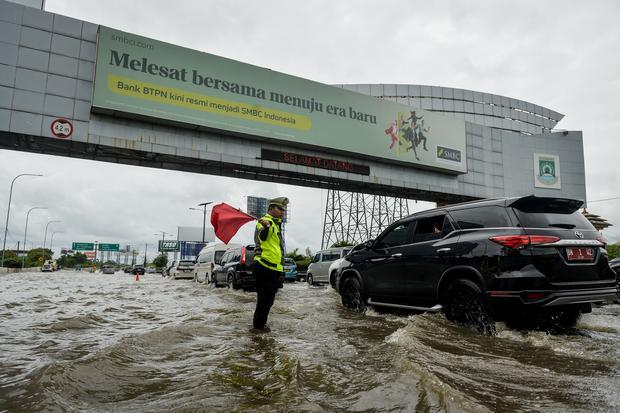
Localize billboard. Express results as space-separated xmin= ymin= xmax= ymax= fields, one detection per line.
xmin=177 ymin=226 xmax=215 ymax=243
xmin=247 ymin=196 xmax=289 ymax=223
xmin=159 ymin=240 xmax=180 ymax=252
xmin=93 ymin=27 xmax=467 ymax=174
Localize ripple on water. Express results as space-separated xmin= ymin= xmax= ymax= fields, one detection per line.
xmin=44 ymin=313 xmax=108 ymax=331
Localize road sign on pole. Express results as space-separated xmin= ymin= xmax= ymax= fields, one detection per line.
xmin=72 ymin=242 xmax=94 ymax=251
xmin=98 ymin=243 xmax=119 ymax=252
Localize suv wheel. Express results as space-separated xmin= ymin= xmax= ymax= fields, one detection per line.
xmin=307 ymin=274 xmax=314 ymax=286
xmin=330 ymin=272 xmax=336 ymax=288
xmin=443 ymin=279 xmax=496 ymax=335
xmin=227 ymin=274 xmax=239 ymax=290
xmin=341 ymin=277 xmax=366 ymax=312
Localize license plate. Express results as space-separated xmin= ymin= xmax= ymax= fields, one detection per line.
xmin=566 ymin=247 xmax=594 ymax=261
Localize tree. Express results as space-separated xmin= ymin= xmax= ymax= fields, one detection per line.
xmin=330 ymin=240 xmax=354 ymax=248
xmin=305 ymin=247 xmax=313 ymax=257
xmin=608 ymin=242 xmax=620 ymax=260
xmin=0 ymin=250 xmax=20 ymax=268
xmin=26 ymin=248 xmax=52 ymax=266
xmin=153 ymin=254 xmax=168 ymax=269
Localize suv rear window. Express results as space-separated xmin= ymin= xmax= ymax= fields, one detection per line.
xmin=449 ymin=206 xmax=512 ymax=229
xmin=511 ymin=197 xmax=594 ymax=230
xmin=513 ymin=209 xmax=594 ymax=230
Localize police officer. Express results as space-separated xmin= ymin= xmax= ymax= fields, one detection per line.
xmin=252 ymin=197 xmax=288 ymax=330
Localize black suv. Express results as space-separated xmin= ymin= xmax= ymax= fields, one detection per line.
xmin=335 ymin=195 xmax=617 ymax=333
xmin=213 ymin=245 xmax=256 ymax=290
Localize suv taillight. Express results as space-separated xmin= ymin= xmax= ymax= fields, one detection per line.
xmin=596 ymin=234 xmax=608 ymax=247
xmin=489 ymin=235 xmax=560 ymax=249
xmin=240 ymin=246 xmax=246 ymax=265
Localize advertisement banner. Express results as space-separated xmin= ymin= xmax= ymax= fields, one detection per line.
xmin=534 ymin=153 xmax=561 ymax=189
xmin=93 ymin=27 xmax=467 ymax=173
xmin=159 ymin=240 xmax=180 ymax=252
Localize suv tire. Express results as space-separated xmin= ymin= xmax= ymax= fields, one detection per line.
xmin=341 ymin=277 xmax=366 ymax=312
xmin=307 ymin=274 xmax=314 ymax=286
xmin=330 ymin=272 xmax=336 ymax=288
xmin=228 ymin=274 xmax=239 ymax=290
xmin=443 ymin=279 xmax=496 ymax=335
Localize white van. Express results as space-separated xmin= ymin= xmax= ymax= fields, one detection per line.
xmin=194 ymin=243 xmax=240 ymax=284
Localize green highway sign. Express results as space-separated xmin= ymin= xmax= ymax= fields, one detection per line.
xmin=72 ymin=242 xmax=94 ymax=251
xmin=98 ymin=243 xmax=120 ymax=251
xmin=159 ymin=240 xmax=180 ymax=252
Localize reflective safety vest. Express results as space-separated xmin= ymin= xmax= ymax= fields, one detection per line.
xmin=253 ymin=214 xmax=284 ymax=272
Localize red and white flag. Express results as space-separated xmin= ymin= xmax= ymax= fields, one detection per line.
xmin=210 ymin=203 xmax=255 ymax=244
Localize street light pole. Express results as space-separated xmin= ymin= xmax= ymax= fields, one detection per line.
xmin=22 ymin=206 xmax=47 ymax=268
xmin=43 ymin=220 xmax=61 ymax=251
xmin=190 ymin=201 xmax=213 ymax=244
xmin=50 ymin=231 xmax=64 ymax=256
xmin=1 ymin=173 xmax=43 ymax=267
xmin=155 ymin=231 xmax=173 ymax=252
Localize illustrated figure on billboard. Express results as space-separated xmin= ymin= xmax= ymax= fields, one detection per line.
xmin=384 ymin=120 xmax=399 ymax=149
xmin=384 ymin=111 xmax=430 ymax=161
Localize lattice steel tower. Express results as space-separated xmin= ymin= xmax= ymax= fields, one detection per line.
xmin=321 ymin=190 xmax=411 ymax=249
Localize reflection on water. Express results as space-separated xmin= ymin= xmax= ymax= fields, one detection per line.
xmin=0 ymin=272 xmax=618 ymax=412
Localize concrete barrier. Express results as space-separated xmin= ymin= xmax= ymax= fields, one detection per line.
xmin=0 ymin=267 xmax=41 ymax=274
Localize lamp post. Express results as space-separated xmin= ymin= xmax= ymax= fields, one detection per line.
xmin=189 ymin=201 xmax=213 ymax=244
xmin=42 ymin=220 xmax=61 ymax=251
xmin=1 ymin=173 xmax=43 ymax=267
xmin=49 ymin=231 xmax=64 ymax=257
xmin=22 ymin=206 xmax=47 ymax=268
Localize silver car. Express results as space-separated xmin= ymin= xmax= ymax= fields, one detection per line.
xmin=306 ymin=247 xmax=352 ymax=285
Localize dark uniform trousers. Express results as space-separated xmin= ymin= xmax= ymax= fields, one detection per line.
xmin=253 ymin=261 xmax=282 ymax=329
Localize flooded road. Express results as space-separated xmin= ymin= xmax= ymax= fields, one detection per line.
xmin=1 ymin=271 xmax=619 ymax=412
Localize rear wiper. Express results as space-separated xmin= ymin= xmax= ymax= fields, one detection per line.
xmin=548 ymin=223 xmax=576 ymax=229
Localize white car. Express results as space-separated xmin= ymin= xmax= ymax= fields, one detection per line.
xmin=169 ymin=260 xmax=196 ymax=280
xmin=306 ymin=247 xmax=352 ymax=286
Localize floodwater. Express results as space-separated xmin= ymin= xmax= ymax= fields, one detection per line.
xmin=1 ymin=272 xmax=619 ymax=413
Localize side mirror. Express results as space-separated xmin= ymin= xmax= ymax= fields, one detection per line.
xmin=364 ymin=239 xmax=375 ymax=249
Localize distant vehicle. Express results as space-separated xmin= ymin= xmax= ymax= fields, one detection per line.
xmin=169 ymin=260 xmax=195 ymax=280
xmin=101 ymin=265 xmax=115 ymax=274
xmin=283 ymin=258 xmax=297 ymax=282
xmin=335 ymin=195 xmax=617 ymax=333
xmin=213 ymin=245 xmax=256 ymax=290
xmin=41 ymin=263 xmax=52 ymax=272
xmin=194 ymin=243 xmax=240 ymax=284
xmin=146 ymin=267 xmax=156 ymax=274
xmin=122 ymin=266 xmax=132 ymax=273
xmin=162 ymin=260 xmax=176 ymax=277
xmin=43 ymin=259 xmax=58 ymax=272
xmin=131 ymin=265 xmax=145 ymax=276
xmin=74 ymin=265 xmax=82 ymax=271
xmin=307 ymin=247 xmax=352 ymax=286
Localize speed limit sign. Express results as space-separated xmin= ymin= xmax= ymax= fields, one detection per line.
xmin=50 ymin=118 xmax=73 ymax=139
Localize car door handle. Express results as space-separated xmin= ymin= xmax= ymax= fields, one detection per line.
xmin=390 ymin=253 xmax=403 ymax=258
xmin=437 ymin=248 xmax=451 ymax=254
xmin=369 ymin=257 xmax=387 ymax=262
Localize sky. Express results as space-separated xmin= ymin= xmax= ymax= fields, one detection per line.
xmin=1 ymin=0 xmax=619 ymax=261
